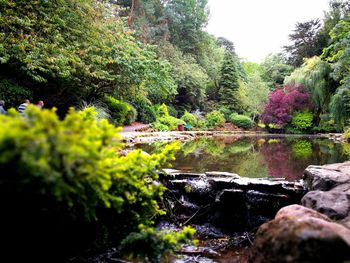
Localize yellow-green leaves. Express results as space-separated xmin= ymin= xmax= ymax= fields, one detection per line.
xmin=0 ymin=106 xmax=178 ymax=226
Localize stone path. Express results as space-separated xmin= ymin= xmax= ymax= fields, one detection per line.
xmin=121 ymin=122 xmax=150 ymax=132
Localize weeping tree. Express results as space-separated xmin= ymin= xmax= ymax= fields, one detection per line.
xmin=284 ymin=56 xmax=337 ymax=124
xmin=322 ymin=14 xmax=350 ymax=128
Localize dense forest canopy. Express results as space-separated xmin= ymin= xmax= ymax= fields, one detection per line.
xmin=0 ymin=0 xmax=350 ymax=130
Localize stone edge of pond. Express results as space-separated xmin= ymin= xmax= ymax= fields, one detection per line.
xmin=120 ymin=130 xmax=346 ymax=145
xmin=248 ymin=161 xmax=350 ymax=263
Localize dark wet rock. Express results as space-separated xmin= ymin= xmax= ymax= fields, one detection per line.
xmin=303 ymin=162 xmax=350 ymax=191
xmin=249 ymin=205 xmax=350 ymax=263
xmin=162 ymin=171 xmax=305 ymax=232
xmin=205 ymin=171 xmax=240 ymax=178
xmin=301 ymin=190 xmax=350 ymax=220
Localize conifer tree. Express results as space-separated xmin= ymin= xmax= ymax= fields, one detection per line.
xmin=219 ymin=52 xmax=240 ymax=111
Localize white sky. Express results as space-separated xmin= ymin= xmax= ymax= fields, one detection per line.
xmin=206 ymin=0 xmax=331 ymax=63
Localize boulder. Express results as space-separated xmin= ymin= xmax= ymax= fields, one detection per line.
xmin=303 ymin=162 xmax=350 ymax=191
xmin=249 ymin=205 xmax=350 ymax=263
xmin=301 ymin=190 xmax=350 ymax=220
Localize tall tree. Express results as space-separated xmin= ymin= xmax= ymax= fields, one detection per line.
xmin=260 ymin=54 xmax=294 ymax=88
xmin=165 ymin=0 xmax=209 ymax=54
xmin=219 ymin=52 xmax=240 ymax=112
xmin=322 ymin=14 xmax=350 ymax=128
xmin=283 ymin=19 xmax=325 ymax=67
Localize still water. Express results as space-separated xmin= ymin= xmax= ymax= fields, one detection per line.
xmin=138 ymin=135 xmax=350 ymax=180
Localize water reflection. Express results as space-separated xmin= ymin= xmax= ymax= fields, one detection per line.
xmin=138 ymin=136 xmax=349 ymax=180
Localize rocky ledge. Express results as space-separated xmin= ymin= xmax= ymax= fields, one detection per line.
xmin=161 ymin=169 xmax=305 ymax=232
xmin=249 ymin=162 xmax=350 ymax=263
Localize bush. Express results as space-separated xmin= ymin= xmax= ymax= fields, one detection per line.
xmin=205 ymin=110 xmax=225 ymax=129
xmin=0 ymin=106 xmax=181 ymax=260
xmin=125 ymin=104 xmax=137 ymax=125
xmin=229 ymin=113 xmax=253 ymax=129
xmin=151 ymin=122 xmax=169 ymax=131
xmin=181 ymin=111 xmax=198 ymax=127
xmin=167 ymin=105 xmax=178 ymax=118
xmin=0 ymin=78 xmax=33 ymax=108
xmin=104 ymin=96 xmax=135 ymax=126
xmin=120 ymin=225 xmax=196 ymax=263
xmin=291 ymin=111 xmax=313 ymax=132
xmin=344 ymin=126 xmax=350 ymax=141
xmin=219 ymin=106 xmax=231 ymax=121
xmin=129 ymin=96 xmax=156 ymax=124
xmin=153 ymin=104 xmax=184 ymax=131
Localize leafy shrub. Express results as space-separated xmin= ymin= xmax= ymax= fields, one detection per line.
xmin=129 ymin=96 xmax=156 ymax=124
xmin=151 ymin=122 xmax=169 ymax=131
xmin=0 ymin=106 xmax=181 ymax=260
xmin=104 ymin=96 xmax=135 ymax=126
xmin=120 ymin=225 xmax=196 ymax=263
xmin=167 ymin=105 xmax=178 ymax=117
xmin=77 ymin=100 xmax=111 ymax=121
xmin=125 ymin=104 xmax=137 ymax=125
xmin=153 ymin=104 xmax=184 ymax=131
xmin=205 ymin=110 xmax=225 ymax=129
xmin=344 ymin=126 xmax=350 ymax=141
xmin=312 ymin=115 xmax=337 ymax=133
xmin=219 ymin=106 xmax=231 ymax=120
xmin=181 ymin=111 xmax=198 ymax=127
xmin=292 ymin=140 xmax=312 ymax=159
xmin=229 ymin=113 xmax=253 ymax=129
xmin=0 ymin=79 xmax=33 ymax=108
xmin=291 ymin=111 xmax=313 ymax=132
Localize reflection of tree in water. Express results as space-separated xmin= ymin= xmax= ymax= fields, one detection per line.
xmin=137 ymin=137 xmax=348 ymax=180
xmin=260 ymin=139 xmax=309 ymax=180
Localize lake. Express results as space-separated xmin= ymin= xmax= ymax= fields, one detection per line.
xmin=137 ymin=135 xmax=350 ymax=180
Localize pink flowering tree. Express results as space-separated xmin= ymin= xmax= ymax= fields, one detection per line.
xmin=262 ymin=84 xmax=312 ymax=128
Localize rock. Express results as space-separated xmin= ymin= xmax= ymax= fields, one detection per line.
xmin=275 ymin=204 xmax=331 ymax=222
xmin=164 ymin=173 xmax=305 ymax=232
xmin=249 ymin=205 xmax=350 ymax=263
xmin=301 ymin=190 xmax=350 ymax=220
xmin=205 ymin=171 xmax=240 ymax=178
xmin=303 ymin=162 xmax=350 ymax=191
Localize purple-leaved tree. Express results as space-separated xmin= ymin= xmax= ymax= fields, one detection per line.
xmin=262 ymin=84 xmax=312 ymax=127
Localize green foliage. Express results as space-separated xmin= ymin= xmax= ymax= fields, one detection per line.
xmin=283 ymin=19 xmax=326 ymax=67
xmin=120 ymin=225 xmax=196 ymax=263
xmin=229 ymin=113 xmax=254 ymax=129
xmin=0 ymin=0 xmax=176 ymax=105
xmin=205 ymin=110 xmax=225 ymax=129
xmin=77 ymin=101 xmax=111 ymax=122
xmin=151 ymin=122 xmax=169 ymax=131
xmin=284 ymin=56 xmax=336 ymax=122
xmin=105 ymin=96 xmax=135 ymax=126
xmin=157 ymin=43 xmax=208 ymax=111
xmin=167 ymin=105 xmax=178 ymax=117
xmin=153 ymin=104 xmax=184 ymax=131
xmin=0 ymin=105 xmax=179 ymax=221
xmin=344 ymin=126 xmax=350 ymax=141
xmin=129 ymin=96 xmax=156 ymax=124
xmin=292 ymin=140 xmax=312 ymax=159
xmin=0 ymin=106 xmax=182 ymax=259
xmin=218 ymin=106 xmax=232 ymax=121
xmin=165 ymin=0 xmax=209 ymax=54
xmin=0 ymin=79 xmax=32 ymax=108
xmin=219 ymin=52 xmax=240 ymax=111
xmin=291 ymin=111 xmax=313 ymax=131
xmin=260 ymin=54 xmax=294 ymax=87
xmin=181 ymin=111 xmax=198 ymax=127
